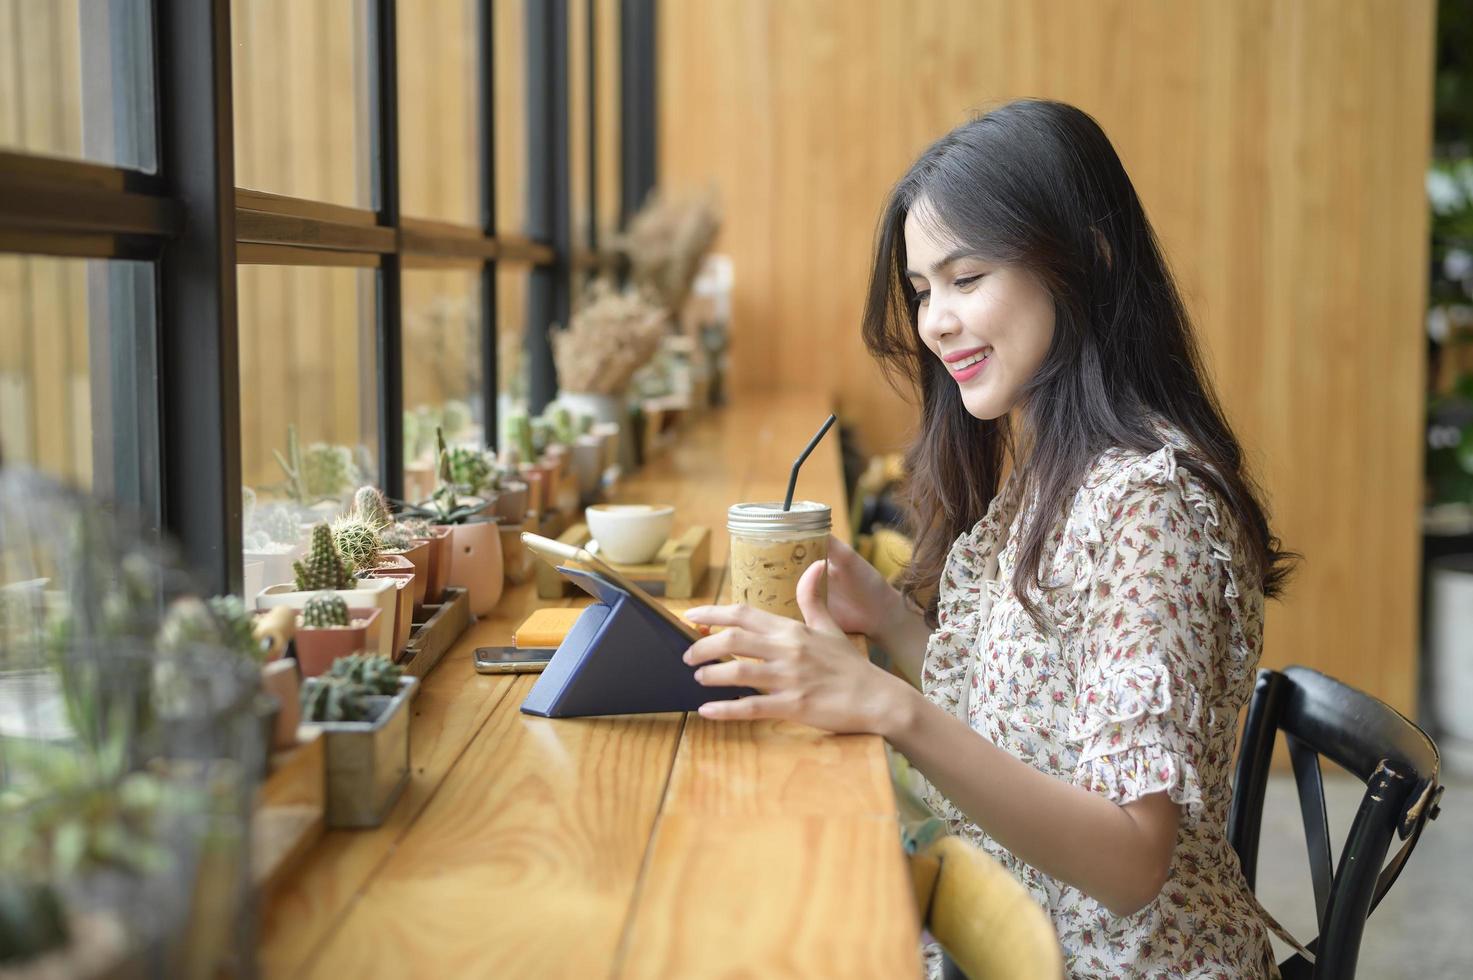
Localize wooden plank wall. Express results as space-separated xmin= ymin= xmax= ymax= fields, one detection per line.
xmin=657 ymin=0 xmax=1436 ymax=710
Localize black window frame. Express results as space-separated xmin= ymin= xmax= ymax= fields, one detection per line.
xmin=0 ymin=0 xmax=653 ymax=596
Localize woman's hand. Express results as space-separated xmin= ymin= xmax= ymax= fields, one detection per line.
xmin=796 ymin=535 xmax=905 ymax=640
xmin=682 ymin=571 xmax=910 ymax=734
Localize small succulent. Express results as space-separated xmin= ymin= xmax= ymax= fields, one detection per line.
xmin=331 ymin=515 xmax=383 ymax=575
xmin=299 ymin=675 xmax=372 ymax=723
xmin=327 ymin=653 xmax=402 ymax=695
xmin=503 ymin=411 xmax=534 ymax=463
xmin=352 ymin=485 xmax=392 ymax=530
xmin=530 ymin=418 xmax=551 ymax=456
xmin=246 ymin=502 xmax=303 ymax=549
xmin=301 ymin=593 xmax=350 ymax=629
xmin=446 ymin=445 xmax=494 ymax=494
xmin=379 ymin=523 xmax=415 ymax=552
xmin=547 ymin=405 xmax=577 ymax=446
xmin=291 ymin=523 xmax=354 ymax=592
xmin=397 ymin=516 xmax=432 ymax=538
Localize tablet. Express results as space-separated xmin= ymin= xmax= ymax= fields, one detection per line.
xmin=520 ymin=531 xmax=701 ymax=642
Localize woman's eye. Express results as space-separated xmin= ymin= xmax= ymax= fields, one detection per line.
xmin=910 ymin=289 xmax=930 ymax=308
xmin=955 ymin=274 xmax=983 ymax=289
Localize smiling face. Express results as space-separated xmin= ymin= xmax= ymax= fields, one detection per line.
xmin=904 ymin=200 xmax=1056 ymax=421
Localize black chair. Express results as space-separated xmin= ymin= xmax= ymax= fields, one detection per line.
xmin=1228 ymin=667 xmax=1444 ymax=979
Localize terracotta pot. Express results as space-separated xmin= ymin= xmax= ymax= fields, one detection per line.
xmin=425 ymin=526 xmax=453 ymax=603
xmin=362 ymin=571 xmax=414 ymax=658
xmin=372 ymin=553 xmax=414 ymax=575
xmin=572 ymin=436 xmax=604 ymax=503
xmin=294 ymin=607 xmax=381 ymax=677
xmin=256 ymin=579 xmax=395 ymax=660
xmin=498 ymin=522 xmax=532 ymax=586
xmin=385 ymin=539 xmax=430 ymax=606
xmin=493 ymin=481 xmax=528 ymax=524
xmin=260 ymin=658 xmax=302 ymax=750
xmin=519 ymin=463 xmax=547 ymax=514
xmin=446 ymin=519 xmax=504 ymax=616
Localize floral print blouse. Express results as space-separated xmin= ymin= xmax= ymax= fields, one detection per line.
xmin=920 ymin=434 xmax=1278 ymax=978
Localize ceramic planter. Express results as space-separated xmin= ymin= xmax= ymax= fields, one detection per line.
xmin=518 ymin=464 xmax=548 ymax=514
xmin=424 ymin=526 xmax=453 ymax=603
xmin=370 ymin=553 xmax=414 ymax=576
xmin=307 ymin=675 xmax=417 ymax=829
xmin=362 ymin=570 xmax=414 ymax=659
xmin=446 ymin=519 xmax=504 ymax=616
xmin=498 ymin=521 xmax=532 ymax=586
xmin=260 ymin=658 xmax=302 ymax=751
xmin=572 ymin=436 xmax=604 ymax=503
xmin=256 ymin=578 xmax=395 ymax=660
xmin=386 ymin=539 xmax=430 ymax=606
xmin=293 ymin=607 xmax=381 ymax=677
xmin=242 ymin=542 xmax=303 ymax=595
xmin=493 ymin=480 xmax=529 ymax=525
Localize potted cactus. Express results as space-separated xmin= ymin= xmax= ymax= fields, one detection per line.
xmin=292 ymin=593 xmax=380 ymax=678
xmin=398 ymin=430 xmax=504 ymax=616
xmin=352 ymin=486 xmax=430 ymax=605
xmin=255 ymin=523 xmax=396 ymax=659
xmin=298 ymin=654 xmax=417 ymax=828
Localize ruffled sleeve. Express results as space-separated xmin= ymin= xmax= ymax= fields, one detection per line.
xmin=1067 ymin=446 xmax=1248 ymax=818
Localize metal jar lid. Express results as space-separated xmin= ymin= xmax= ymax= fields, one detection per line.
xmin=727 ymin=500 xmax=831 ymax=535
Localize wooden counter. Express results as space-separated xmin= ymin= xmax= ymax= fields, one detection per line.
xmin=259 ymin=394 xmax=922 ymax=978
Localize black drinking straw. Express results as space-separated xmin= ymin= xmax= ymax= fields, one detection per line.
xmin=783 ymin=413 xmax=838 ymax=511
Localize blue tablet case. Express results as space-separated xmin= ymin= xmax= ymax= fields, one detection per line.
xmin=520 ymin=565 xmax=759 ymax=718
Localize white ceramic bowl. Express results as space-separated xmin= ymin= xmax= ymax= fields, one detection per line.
xmin=585 ymin=503 xmax=674 ymax=565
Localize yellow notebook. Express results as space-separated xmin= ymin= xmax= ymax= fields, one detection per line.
xmin=514 ymin=608 xmax=586 ymax=648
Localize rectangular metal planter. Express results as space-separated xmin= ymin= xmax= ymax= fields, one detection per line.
xmin=303 ymin=675 xmax=418 ymax=829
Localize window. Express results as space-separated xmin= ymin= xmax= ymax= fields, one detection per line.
xmin=403 ymin=266 xmax=482 ymax=495
xmin=398 ymin=0 xmax=480 ymax=225
xmin=0 ymin=0 xmax=156 ymax=172
xmin=231 ymin=0 xmax=372 ymax=209
xmin=0 ymin=254 xmax=157 ymax=517
xmin=0 ymin=0 xmax=638 ymax=595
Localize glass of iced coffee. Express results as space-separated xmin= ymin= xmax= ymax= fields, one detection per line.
xmin=727 ymin=501 xmax=831 ymax=620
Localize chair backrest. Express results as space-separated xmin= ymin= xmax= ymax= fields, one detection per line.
xmin=913 ymin=836 xmax=1064 ymax=980
xmin=1228 ymin=667 xmax=1444 ymax=979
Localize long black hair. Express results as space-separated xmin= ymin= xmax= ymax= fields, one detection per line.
xmin=862 ymin=99 xmax=1295 ymax=627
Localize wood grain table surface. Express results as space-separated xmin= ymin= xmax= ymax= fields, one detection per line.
xmin=259 ymin=393 xmax=921 ymax=978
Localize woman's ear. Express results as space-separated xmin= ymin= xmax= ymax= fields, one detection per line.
xmin=1091 ymin=226 xmax=1113 ymax=271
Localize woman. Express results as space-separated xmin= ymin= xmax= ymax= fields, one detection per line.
xmin=683 ymin=99 xmax=1294 ymax=977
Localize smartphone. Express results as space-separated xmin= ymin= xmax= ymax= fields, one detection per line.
xmin=474 ymin=645 xmax=556 ymax=674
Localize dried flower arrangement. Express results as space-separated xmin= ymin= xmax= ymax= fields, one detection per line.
xmin=549 ymin=279 xmax=669 ymax=395
xmin=610 ymin=189 xmax=721 ymax=314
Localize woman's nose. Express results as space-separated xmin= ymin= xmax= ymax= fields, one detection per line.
xmin=919 ymin=299 xmax=961 ymax=347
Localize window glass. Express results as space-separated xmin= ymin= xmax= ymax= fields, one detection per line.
xmin=403 ymin=267 xmax=482 ymax=499
xmin=237 ymin=264 xmax=378 ymax=591
xmin=496 ymin=263 xmax=532 ymax=428
xmin=231 ymin=0 xmax=371 ymax=208
xmin=0 ymin=0 xmax=156 ymax=172
xmin=494 ymin=0 xmax=527 ymax=236
xmin=0 ymin=254 xmax=157 ymax=511
xmin=398 ymin=0 xmax=480 ymax=224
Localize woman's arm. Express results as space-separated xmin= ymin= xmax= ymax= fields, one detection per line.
xmin=872 ymin=591 xmax=933 ymax=687
xmin=683 ymin=603 xmax=1181 ymax=918
xmin=881 ymin=680 xmax=1180 ymax=917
